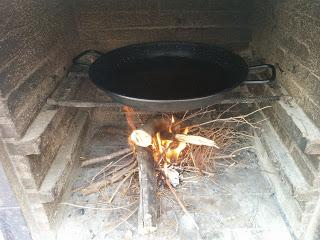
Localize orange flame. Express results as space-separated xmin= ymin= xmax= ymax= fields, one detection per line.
xmin=152 ymin=116 xmax=189 ymax=165
xmin=124 ymin=111 xmax=188 ymax=165
xmin=123 ymin=106 xmax=136 ymax=131
xmin=123 ymin=106 xmax=136 ymax=150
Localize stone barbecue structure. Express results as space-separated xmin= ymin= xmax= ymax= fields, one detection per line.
xmin=0 ymin=1 xmax=320 ymax=240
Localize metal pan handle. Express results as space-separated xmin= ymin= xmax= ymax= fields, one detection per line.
xmin=72 ymin=50 xmax=103 ymax=67
xmin=243 ymin=64 xmax=276 ymax=84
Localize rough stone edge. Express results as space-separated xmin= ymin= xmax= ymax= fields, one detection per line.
xmin=254 ymin=127 xmax=302 ymax=239
xmin=39 ymin=111 xmax=88 ymax=204
xmin=0 ymin=139 xmax=55 ymax=240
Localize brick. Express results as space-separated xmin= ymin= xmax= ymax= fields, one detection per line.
xmin=254 ymin=118 xmax=303 ymax=236
xmin=0 ymin=1 xmax=75 ymax=68
xmin=81 ymin=27 xmax=251 ymax=45
xmin=81 ymin=40 xmax=249 ymax=53
xmin=5 ymin=74 xmax=84 ymax=156
xmin=267 ymin=113 xmax=292 ymax=148
xmin=290 ymin=144 xmax=316 ymax=185
xmin=280 ymin=36 xmax=310 ymax=62
xmin=274 ymin=10 xmax=320 ymax=75
xmin=4 ymin=109 xmax=58 ymax=156
xmin=76 ymin=1 xmax=252 ymax=51
xmin=0 ymin=122 xmax=19 ymax=139
xmin=76 ymin=0 xmax=252 ymax=11
xmin=158 ymin=0 xmax=252 ymax=11
xmin=8 ymin=155 xmax=37 ymax=190
xmin=272 ymin=47 xmax=286 ymax=66
xmin=296 ymin=196 xmax=318 ymax=213
xmin=302 ymin=73 xmax=320 ymax=107
xmin=26 ymin=109 xmax=76 ymax=188
xmin=279 ymin=57 xmax=320 ymax=110
xmin=78 ymin=10 xmax=250 ymax=30
xmin=39 ymin=111 xmax=88 ymax=204
xmin=302 ymin=96 xmax=320 ymax=129
xmin=267 ymin=110 xmax=320 ymax=170
xmin=253 ymin=85 xmax=320 ymax=156
xmin=76 ymin=0 xmax=158 ymax=11
xmin=6 ymin=45 xmax=70 ymax=136
xmin=252 ymin=0 xmax=320 ymax=96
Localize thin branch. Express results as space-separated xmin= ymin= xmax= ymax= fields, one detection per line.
xmin=81 ymin=148 xmax=132 ymax=167
xmin=60 ymin=201 xmax=137 ymax=211
xmin=165 ymin=179 xmax=199 ymax=230
xmin=108 ymin=170 xmax=135 ymax=203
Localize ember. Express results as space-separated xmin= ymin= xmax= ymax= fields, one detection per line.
xmin=151 ymin=117 xmax=189 ymax=165
xmin=130 ymin=115 xmax=219 ymax=169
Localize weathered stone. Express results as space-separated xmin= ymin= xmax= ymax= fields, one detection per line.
xmin=255 ymin=111 xmax=311 ymax=195
xmin=78 ymin=10 xmax=250 ymax=30
xmin=80 ymin=27 xmax=251 ymax=45
xmin=4 ymin=73 xmax=85 ymax=156
xmin=290 ymin=144 xmax=316 ymax=185
xmin=280 ymin=36 xmax=310 ymax=62
xmin=254 ymin=116 xmax=303 ymax=237
xmin=0 ymin=122 xmax=19 ymax=139
xmin=6 ymin=46 xmax=70 ymax=136
xmin=81 ymin=39 xmax=249 ymax=54
xmin=252 ymin=0 xmax=320 ymax=130
xmin=305 ymin=140 xmax=320 ymax=155
xmin=27 ymin=108 xmax=76 ymax=188
xmin=295 ymin=189 xmax=319 ymax=203
xmin=158 ymin=0 xmax=251 ymax=10
xmin=8 ymin=155 xmax=37 ymax=190
xmin=302 ymin=96 xmax=320 ymax=129
xmin=76 ymin=0 xmax=253 ymax=51
xmin=252 ymin=85 xmax=320 ymax=159
xmin=5 ymin=109 xmax=58 ymax=155
xmin=39 ymin=111 xmax=88 ymax=204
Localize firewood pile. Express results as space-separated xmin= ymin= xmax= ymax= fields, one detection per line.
xmin=73 ymin=104 xmax=268 ymax=234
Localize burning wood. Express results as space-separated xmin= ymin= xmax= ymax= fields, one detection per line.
xmin=131 ymin=130 xmax=219 ymax=148
xmin=130 ymin=120 xmax=219 ymax=149
xmin=175 ymin=134 xmax=219 ymax=148
xmin=129 ymin=118 xmax=170 ymax=147
xmin=73 ymin=105 xmax=267 ymax=235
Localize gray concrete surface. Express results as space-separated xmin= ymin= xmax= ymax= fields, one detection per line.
xmin=0 ymin=161 xmax=31 ymax=240
xmin=56 ymin=125 xmax=294 ymax=240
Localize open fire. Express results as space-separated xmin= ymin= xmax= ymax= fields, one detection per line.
xmin=137 ymin=116 xmax=190 ymax=165
xmin=152 ymin=117 xmax=188 ymax=164
xmin=128 ymin=114 xmax=218 ymax=168
xmin=128 ymin=115 xmax=220 ymax=186
xmin=73 ymin=104 xmax=264 ymax=235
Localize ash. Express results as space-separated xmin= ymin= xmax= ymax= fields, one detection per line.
xmin=56 ymin=108 xmax=293 ymax=240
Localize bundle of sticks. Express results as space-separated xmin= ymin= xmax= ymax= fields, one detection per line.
xmin=130 ymin=118 xmax=219 ymax=149
xmin=74 ymin=105 xmax=266 ymax=234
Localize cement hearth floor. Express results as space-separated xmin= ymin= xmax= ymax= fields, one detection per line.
xmin=56 ymin=125 xmax=294 ymax=240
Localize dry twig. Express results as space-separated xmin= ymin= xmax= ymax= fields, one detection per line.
xmin=81 ymin=148 xmax=132 ymax=167
xmin=165 ymin=179 xmax=199 ymax=230
xmin=78 ymin=161 xmax=138 ymax=195
xmin=108 ymin=171 xmax=136 ymax=203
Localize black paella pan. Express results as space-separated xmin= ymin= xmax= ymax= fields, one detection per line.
xmin=89 ymin=42 xmax=275 ymax=112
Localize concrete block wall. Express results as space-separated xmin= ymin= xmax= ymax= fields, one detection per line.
xmin=251 ymin=0 xmax=320 ymax=236
xmin=0 ymin=0 xmax=79 ymax=137
xmin=251 ymin=0 xmax=320 ymax=129
xmin=4 ymin=0 xmax=320 ymax=238
xmin=74 ymin=0 xmax=253 ymax=52
xmin=0 ymin=1 xmax=80 ymax=239
xmin=0 ymin=2 xmax=256 ymax=239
